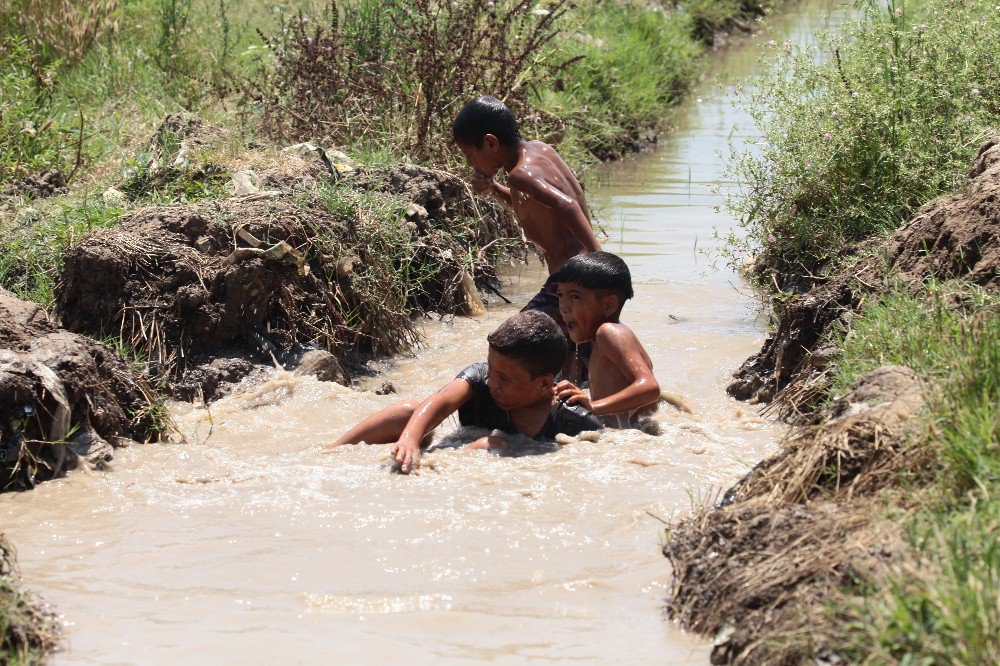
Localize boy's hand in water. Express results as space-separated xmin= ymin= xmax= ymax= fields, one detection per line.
xmin=390 ymin=437 xmax=421 ymax=474
xmin=470 ymin=170 xmax=493 ymax=195
xmin=555 ymin=380 xmax=592 ymax=411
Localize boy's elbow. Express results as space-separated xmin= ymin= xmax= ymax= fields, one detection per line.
xmin=642 ymin=380 xmax=661 ymax=406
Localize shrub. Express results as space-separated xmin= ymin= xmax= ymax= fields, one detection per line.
xmin=0 ymin=38 xmax=67 ymax=186
xmin=722 ymin=0 xmax=1000 ymax=287
xmin=238 ymin=0 xmax=574 ymax=162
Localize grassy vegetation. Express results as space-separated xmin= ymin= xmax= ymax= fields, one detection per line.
xmin=1 ymin=537 xmax=60 ymax=664
xmin=716 ymin=0 xmax=999 ymax=661
xmin=826 ymin=285 xmax=1000 ymax=663
xmin=722 ymin=0 xmax=999 ymax=286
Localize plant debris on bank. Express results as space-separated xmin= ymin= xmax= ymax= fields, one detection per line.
xmin=0 ymin=536 xmax=60 ymax=665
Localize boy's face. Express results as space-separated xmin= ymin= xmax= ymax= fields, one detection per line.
xmin=556 ymin=282 xmax=620 ymax=344
xmin=486 ymin=349 xmax=553 ymax=410
xmin=456 ymin=136 xmax=504 ymax=178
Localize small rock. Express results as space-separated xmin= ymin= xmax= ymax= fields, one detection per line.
xmin=294 ymin=350 xmax=347 ymax=384
xmin=102 ymin=187 xmax=127 ymax=207
xmin=374 ymin=381 xmax=395 ymax=395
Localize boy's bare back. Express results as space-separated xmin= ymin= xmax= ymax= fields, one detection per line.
xmin=506 ymin=141 xmax=599 ymax=273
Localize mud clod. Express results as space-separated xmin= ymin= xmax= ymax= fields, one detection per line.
xmin=294 ymin=350 xmax=347 ymax=384
xmin=0 ymin=290 xmax=160 ymax=490
xmin=1 ymin=169 xmax=67 ymax=199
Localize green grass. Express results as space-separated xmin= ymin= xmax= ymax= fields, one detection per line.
xmin=0 ymin=194 xmax=124 ymax=306
xmin=827 ymin=285 xmax=1000 ymax=663
xmin=722 ymin=0 xmax=1000 ymax=286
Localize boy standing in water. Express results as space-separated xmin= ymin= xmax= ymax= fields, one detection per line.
xmin=551 ymin=252 xmax=661 ymax=428
xmin=452 ymin=96 xmax=603 ymax=324
xmin=328 ymin=310 xmax=601 ymax=473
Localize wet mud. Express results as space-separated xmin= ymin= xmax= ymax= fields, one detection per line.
xmin=0 ymin=290 xmax=160 ymax=490
xmin=57 ymin=132 xmax=517 ymax=401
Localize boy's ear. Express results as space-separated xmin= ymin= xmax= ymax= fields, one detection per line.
xmin=482 ymin=134 xmax=501 ymax=152
xmin=535 ymin=373 xmax=555 ymax=392
xmin=601 ymin=292 xmax=621 ymax=316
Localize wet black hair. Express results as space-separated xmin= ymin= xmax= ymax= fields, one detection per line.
xmin=550 ymin=251 xmax=634 ymax=301
xmin=452 ymin=96 xmax=521 ymax=148
xmin=487 ymin=310 xmax=567 ymax=378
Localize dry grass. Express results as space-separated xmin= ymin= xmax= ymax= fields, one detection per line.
xmin=664 ymin=365 xmax=929 ymax=664
xmin=2 ymin=0 xmax=119 ymax=65
xmin=665 ymin=497 xmax=902 ymax=665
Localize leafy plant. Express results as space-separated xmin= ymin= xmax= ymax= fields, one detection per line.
xmin=722 ymin=0 xmax=999 ymax=287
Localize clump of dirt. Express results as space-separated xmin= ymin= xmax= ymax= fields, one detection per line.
xmin=665 ymin=498 xmax=900 ymax=666
xmin=665 ymin=364 xmax=922 ymax=665
xmin=146 ymin=112 xmax=226 ymax=172
xmin=0 ymin=290 xmax=160 ymax=491
xmin=1 ymin=169 xmax=67 ymax=199
xmin=1 ymin=536 xmax=61 ymax=661
xmin=888 ymin=138 xmax=1000 ymax=287
xmin=729 ymin=137 xmax=1000 ymax=414
xmin=727 ymin=366 xmax=926 ymax=505
xmin=56 ymin=162 xmax=520 ymax=400
xmin=121 ymin=113 xmax=229 ymax=200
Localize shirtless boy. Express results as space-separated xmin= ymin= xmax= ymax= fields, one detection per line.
xmin=328 ymin=310 xmax=601 ymax=473
xmin=452 ymin=96 xmax=603 ymax=323
xmin=551 ymin=252 xmax=661 ymax=428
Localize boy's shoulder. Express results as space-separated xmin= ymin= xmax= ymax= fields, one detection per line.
xmin=593 ymin=321 xmax=642 ymax=349
xmin=508 ymin=141 xmax=567 ymax=180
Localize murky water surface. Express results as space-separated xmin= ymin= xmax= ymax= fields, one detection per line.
xmin=1 ymin=2 xmax=850 ymax=663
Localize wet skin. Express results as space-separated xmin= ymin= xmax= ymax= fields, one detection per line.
xmin=554 ymin=282 xmax=660 ymax=417
xmin=330 ymin=349 xmax=557 ymax=473
xmin=458 ymin=137 xmax=602 ymax=274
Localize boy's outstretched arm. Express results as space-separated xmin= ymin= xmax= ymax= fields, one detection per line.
xmin=508 ymin=170 xmax=602 ymax=253
xmin=556 ymin=325 xmax=660 ymax=415
xmin=391 ymin=378 xmax=473 ymax=473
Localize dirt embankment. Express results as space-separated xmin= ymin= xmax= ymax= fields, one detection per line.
xmin=664 ymin=137 xmax=1000 ymax=664
xmin=727 ymin=136 xmax=1000 ymax=418
xmin=55 ymin=114 xmax=519 ymax=402
xmin=1 ymin=536 xmax=60 ymax=662
xmin=1 ymin=290 xmax=161 ymax=491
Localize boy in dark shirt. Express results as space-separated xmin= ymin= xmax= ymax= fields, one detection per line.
xmin=551 ymin=252 xmax=662 ymax=429
xmin=453 ymin=96 xmax=603 ymax=326
xmin=328 ymin=310 xmax=600 ymax=473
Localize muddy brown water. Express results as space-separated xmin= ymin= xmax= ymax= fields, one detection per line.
xmin=1 ymin=2 xmax=850 ymax=663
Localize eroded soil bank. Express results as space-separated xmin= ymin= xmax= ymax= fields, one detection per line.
xmin=664 ymin=138 xmax=1000 ymax=664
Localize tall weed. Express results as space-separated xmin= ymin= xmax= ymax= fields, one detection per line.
xmin=236 ymin=0 xmax=574 ymax=161
xmin=0 ymin=39 xmax=66 ymax=185
xmin=0 ymin=0 xmax=119 ymax=66
xmin=723 ymin=0 xmax=1000 ymax=286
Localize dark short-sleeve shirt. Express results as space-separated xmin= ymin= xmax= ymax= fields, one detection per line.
xmin=455 ymin=363 xmax=602 ymax=440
